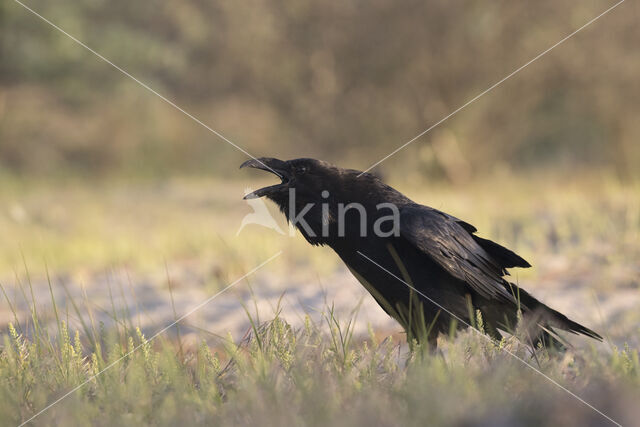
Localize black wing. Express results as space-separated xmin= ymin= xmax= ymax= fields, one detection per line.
xmin=399 ymin=205 xmax=528 ymax=302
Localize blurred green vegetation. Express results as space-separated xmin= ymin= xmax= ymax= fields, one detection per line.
xmin=1 ymin=0 xmax=638 ymax=180
xmin=1 ymin=172 xmax=637 ymax=288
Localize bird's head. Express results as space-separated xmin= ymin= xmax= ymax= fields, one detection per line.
xmin=240 ymin=157 xmax=357 ymax=243
xmin=240 ymin=157 xmax=341 ymax=205
xmin=240 ymin=157 xmax=406 ymax=244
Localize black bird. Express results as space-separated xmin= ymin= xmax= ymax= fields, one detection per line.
xmin=240 ymin=157 xmax=602 ymax=348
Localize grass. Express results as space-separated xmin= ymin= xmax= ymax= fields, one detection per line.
xmin=0 ymin=171 xmax=639 ymax=425
xmin=1 ymin=171 xmax=638 ymax=284
xmin=1 ymin=295 xmax=638 ymax=426
xmin=0 ymin=175 xmax=340 ymax=281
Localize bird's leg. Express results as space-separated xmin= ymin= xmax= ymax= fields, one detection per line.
xmin=482 ymin=318 xmax=504 ymax=343
xmin=427 ymin=332 xmax=439 ymax=352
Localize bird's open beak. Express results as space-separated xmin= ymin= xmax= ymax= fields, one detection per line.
xmin=240 ymin=157 xmax=291 ymax=199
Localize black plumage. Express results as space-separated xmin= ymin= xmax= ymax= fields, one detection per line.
xmin=241 ymin=157 xmax=602 ymax=348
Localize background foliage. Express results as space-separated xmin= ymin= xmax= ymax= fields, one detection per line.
xmin=1 ymin=0 xmax=638 ymax=179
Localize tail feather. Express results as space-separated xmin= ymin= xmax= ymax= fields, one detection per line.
xmin=517 ymin=288 xmax=602 ymax=342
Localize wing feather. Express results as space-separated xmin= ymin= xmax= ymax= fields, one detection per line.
xmin=399 ymin=206 xmax=517 ymax=302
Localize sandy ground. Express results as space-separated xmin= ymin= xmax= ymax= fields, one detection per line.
xmin=2 ymin=253 xmax=638 ymax=349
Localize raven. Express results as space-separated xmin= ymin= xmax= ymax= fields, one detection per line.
xmin=241 ymin=157 xmax=602 ymax=348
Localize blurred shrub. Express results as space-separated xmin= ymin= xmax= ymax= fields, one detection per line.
xmin=0 ymin=0 xmax=638 ymax=179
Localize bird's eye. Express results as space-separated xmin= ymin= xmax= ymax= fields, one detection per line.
xmin=297 ymin=166 xmax=308 ymax=174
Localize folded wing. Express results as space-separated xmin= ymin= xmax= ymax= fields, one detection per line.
xmin=399 ymin=205 xmax=529 ymax=302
